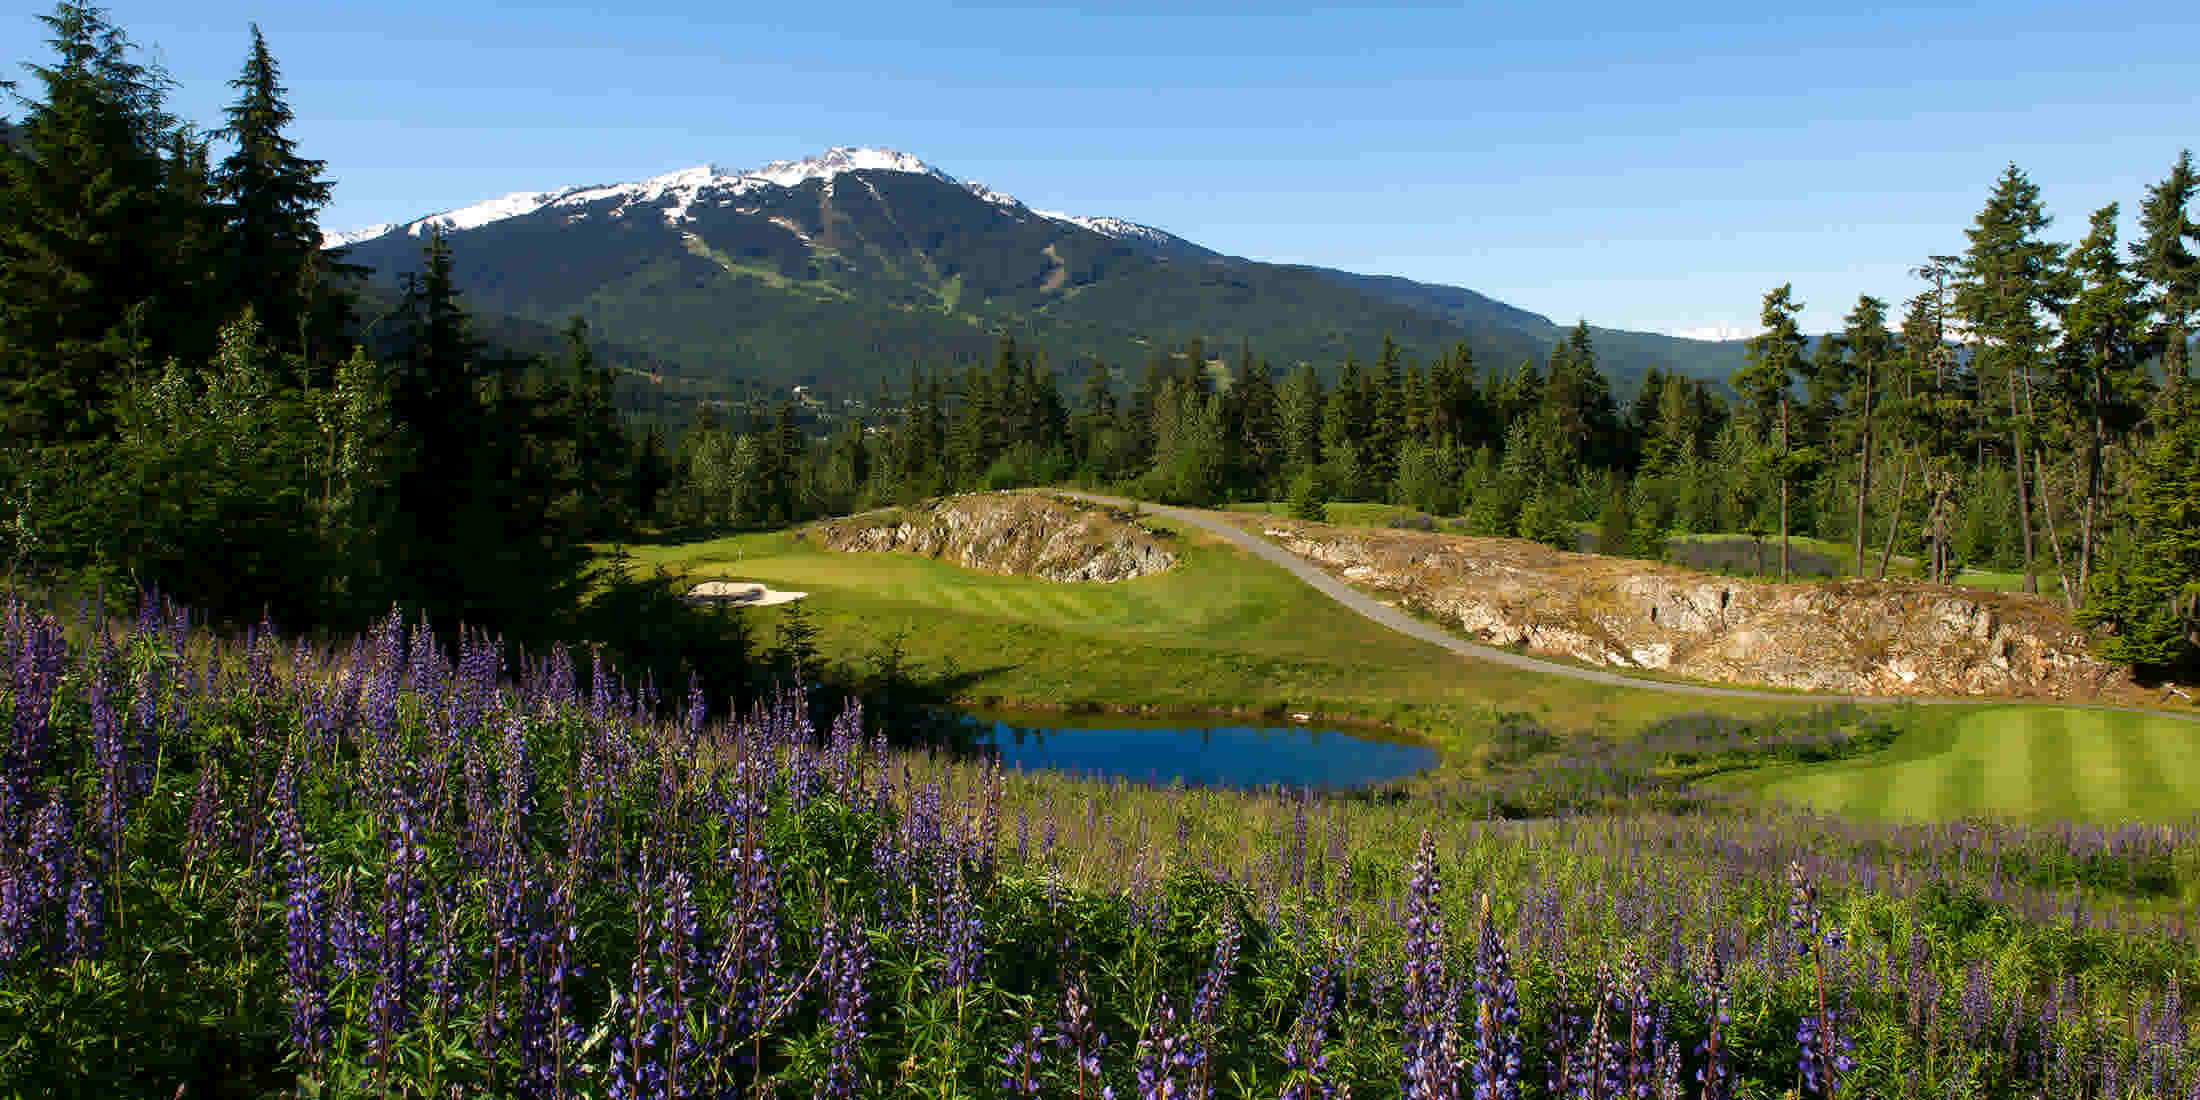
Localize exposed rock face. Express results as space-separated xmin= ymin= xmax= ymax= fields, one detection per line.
xmin=1256 ymin=520 xmax=2127 ymax=699
xmin=813 ymin=493 xmax=1176 ymax=582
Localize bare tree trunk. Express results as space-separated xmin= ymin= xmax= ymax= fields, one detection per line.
xmin=1778 ymin=395 xmax=1790 ymax=582
xmin=1878 ymin=448 xmax=1911 ymax=581
xmin=2079 ymin=369 xmax=2106 ymax=605
xmin=2033 ymin=447 xmax=2076 ymax=610
xmin=2007 ymin=361 xmax=2036 ymax=594
xmin=1854 ymin=358 xmax=1874 ymax=578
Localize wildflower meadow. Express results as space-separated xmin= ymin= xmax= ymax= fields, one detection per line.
xmin=2 ymin=592 xmax=2196 ymax=1098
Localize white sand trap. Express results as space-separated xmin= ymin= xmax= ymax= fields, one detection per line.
xmin=684 ymin=580 xmax=808 ymax=607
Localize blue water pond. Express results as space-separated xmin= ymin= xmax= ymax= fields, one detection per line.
xmin=953 ymin=709 xmax=1437 ymax=791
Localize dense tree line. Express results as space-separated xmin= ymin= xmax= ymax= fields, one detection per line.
xmin=0 ymin=6 xmax=696 ymax=671
xmin=672 ymin=163 xmax=2200 ymax=675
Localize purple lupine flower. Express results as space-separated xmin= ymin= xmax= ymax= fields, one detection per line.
xmin=1190 ymin=910 xmax=1241 ymax=1030
xmin=654 ymin=862 xmax=703 ymax=1098
xmin=368 ymin=801 xmax=429 ymax=1068
xmin=62 ymin=871 xmax=101 ymax=961
xmin=519 ymin=874 xmax=583 ymax=1099
xmin=18 ymin=794 xmax=75 ymax=955
xmin=1002 ymin=1020 xmax=1047 ymax=1098
xmin=683 ymin=672 xmax=706 ymax=750
xmin=425 ymin=885 xmax=468 ymax=1033
xmin=1470 ymin=894 xmax=1523 ymax=1100
xmin=1282 ymin=951 xmax=1342 ymax=1100
xmin=939 ymin=848 xmax=984 ymax=991
xmin=1055 ymin=974 xmax=1110 ymax=1100
xmin=1622 ymin=965 xmax=1656 ymax=1100
xmin=1794 ymin=1000 xmax=1855 ymax=1099
xmin=545 ymin=643 xmax=575 ymax=719
xmin=1788 ymin=862 xmax=1851 ymax=1099
xmin=1181 ymin=909 xmax=1242 ymax=1100
xmin=1135 ymin=996 xmax=1191 ymax=1100
xmin=127 ymin=637 xmax=162 ymax=795
xmin=1401 ymin=830 xmax=1457 ymax=1100
xmin=814 ymin=910 xmax=873 ymax=1100
xmin=499 ymin=711 xmax=535 ymax=855
xmin=276 ymin=760 xmax=330 ymax=1059
xmin=712 ymin=837 xmax=783 ymax=1084
xmin=608 ymin=866 xmax=662 ymax=1100
xmin=1960 ymin=960 xmax=1991 ymax=1044
xmin=8 ymin=610 xmax=67 ymax=800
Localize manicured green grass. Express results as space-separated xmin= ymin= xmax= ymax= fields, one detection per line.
xmin=1715 ymin=705 xmax=2200 ymax=823
xmin=616 ymin=517 xmax=1810 ymax=755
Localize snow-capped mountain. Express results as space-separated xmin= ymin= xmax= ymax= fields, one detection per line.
xmin=321 ymin=145 xmax=1745 ymax=402
xmin=321 ymin=146 xmax=1189 ymax=255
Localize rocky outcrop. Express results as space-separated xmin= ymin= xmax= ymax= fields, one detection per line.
xmin=812 ymin=493 xmax=1176 ymax=582
xmin=1254 ymin=520 xmax=2127 ymax=699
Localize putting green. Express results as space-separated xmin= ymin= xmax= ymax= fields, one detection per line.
xmin=1723 ymin=706 xmax=2200 ymax=822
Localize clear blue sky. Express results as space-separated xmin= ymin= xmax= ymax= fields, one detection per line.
xmin=7 ymin=0 xmax=2195 ymax=336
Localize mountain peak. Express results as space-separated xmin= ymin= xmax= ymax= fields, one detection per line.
xmin=745 ymin=146 xmax=948 ymax=188
xmin=319 ymin=146 xmax=1195 ymax=255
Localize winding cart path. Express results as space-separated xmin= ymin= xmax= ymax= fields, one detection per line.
xmin=1052 ymin=491 xmax=2198 ymax=721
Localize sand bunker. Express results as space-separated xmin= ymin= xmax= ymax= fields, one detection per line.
xmin=683 ymin=580 xmax=808 ymax=607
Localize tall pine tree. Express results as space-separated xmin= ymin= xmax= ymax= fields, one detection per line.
xmin=2133 ymin=150 xmax=2198 ymax=396
xmin=0 ymin=2 xmax=207 ymax=442
xmin=1733 ymin=285 xmax=1810 ymax=579
xmin=211 ymin=24 xmax=356 ymax=377
xmin=1956 ymin=164 xmax=2065 ymax=595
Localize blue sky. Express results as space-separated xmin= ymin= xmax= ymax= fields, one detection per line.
xmin=6 ymin=0 xmax=2195 ymax=336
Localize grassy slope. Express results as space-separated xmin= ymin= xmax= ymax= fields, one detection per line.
xmin=1714 ymin=705 xmax=2200 ymax=823
xmin=621 ymin=519 xmax=1809 ymax=753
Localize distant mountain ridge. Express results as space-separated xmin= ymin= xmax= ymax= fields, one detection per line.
xmin=323 ymin=146 xmax=1746 ymax=398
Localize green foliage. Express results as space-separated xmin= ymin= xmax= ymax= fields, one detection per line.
xmin=1286 ymin=467 xmax=1328 ymax=523
xmin=2079 ymin=396 xmax=2200 ymax=672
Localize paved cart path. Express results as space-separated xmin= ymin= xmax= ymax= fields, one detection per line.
xmin=1051 ymin=491 xmax=2200 ymax=721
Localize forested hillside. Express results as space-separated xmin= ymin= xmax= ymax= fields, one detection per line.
xmin=1 ymin=2 xmax=2196 ymax=681
xmin=320 ymin=151 xmax=1748 ymax=402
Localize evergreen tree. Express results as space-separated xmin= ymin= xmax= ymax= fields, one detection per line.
xmin=211 ymin=24 xmax=354 ymax=376
xmin=2133 ymin=150 xmax=2198 ymax=395
xmin=2060 ymin=204 xmax=2151 ymax=601
xmin=1956 ymin=164 xmax=2066 ymax=595
xmin=545 ymin=315 xmax=631 ymax=536
xmin=0 ymin=2 xmax=206 ymax=442
xmin=1228 ymin=346 xmax=1282 ymax=496
xmin=1733 ymin=285 xmax=1811 ymax=579
xmin=2078 ymin=394 xmax=2200 ymax=674
xmin=632 ymin=421 xmax=674 ymax=521
xmin=1277 ymin=362 xmax=1325 ymax=479
xmin=1841 ymin=296 xmax=1894 ymax=577
xmin=384 ymin=227 xmax=500 ymax=622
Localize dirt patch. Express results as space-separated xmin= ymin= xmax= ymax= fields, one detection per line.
xmin=1246 ymin=517 xmax=2131 ymax=700
xmin=811 ymin=492 xmax=1176 ymax=582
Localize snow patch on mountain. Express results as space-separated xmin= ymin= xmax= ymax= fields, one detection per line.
xmin=321 ymin=146 xmax=1188 ymax=254
xmin=748 ymin=147 xmax=945 ymax=187
xmin=1037 ymin=212 xmax=1179 ymax=248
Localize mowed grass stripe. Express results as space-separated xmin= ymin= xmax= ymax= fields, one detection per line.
xmin=1743 ymin=707 xmax=2200 ymax=823
xmin=2093 ymin=710 xmax=2173 ymax=822
xmin=2012 ymin=709 xmax=2061 ymax=820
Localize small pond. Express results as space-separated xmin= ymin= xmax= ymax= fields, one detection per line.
xmin=950 ymin=708 xmax=1438 ymax=791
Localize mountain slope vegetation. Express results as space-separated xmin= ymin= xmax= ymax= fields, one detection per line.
xmin=326 ymin=159 xmax=1747 ymax=398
